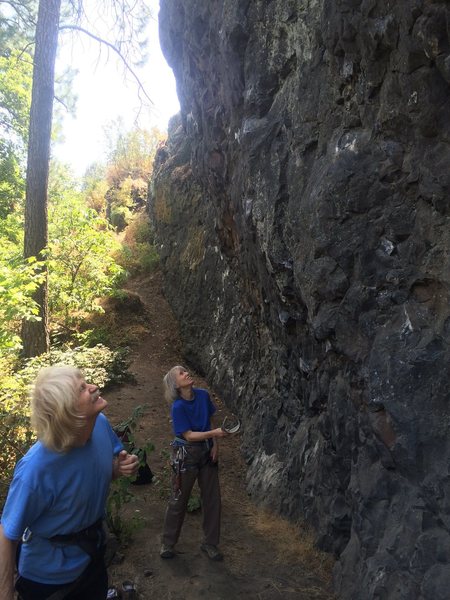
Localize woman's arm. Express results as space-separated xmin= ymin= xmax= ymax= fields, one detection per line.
xmin=182 ymin=428 xmax=228 ymax=442
xmin=0 ymin=524 xmax=18 ymax=600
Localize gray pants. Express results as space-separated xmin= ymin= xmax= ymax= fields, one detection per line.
xmin=162 ymin=444 xmax=221 ymax=546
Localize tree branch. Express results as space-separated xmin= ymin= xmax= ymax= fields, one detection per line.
xmin=58 ymin=24 xmax=153 ymax=106
xmin=0 ymin=0 xmax=36 ymax=27
xmin=54 ymin=95 xmax=70 ymax=112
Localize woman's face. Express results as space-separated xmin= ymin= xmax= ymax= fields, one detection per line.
xmin=175 ymin=367 xmax=193 ymax=389
xmin=75 ymin=378 xmax=107 ymax=419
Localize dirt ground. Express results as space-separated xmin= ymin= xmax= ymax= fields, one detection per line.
xmin=102 ymin=270 xmax=335 ymax=600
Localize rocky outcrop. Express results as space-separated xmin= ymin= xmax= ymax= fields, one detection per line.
xmin=151 ymin=1 xmax=450 ymax=598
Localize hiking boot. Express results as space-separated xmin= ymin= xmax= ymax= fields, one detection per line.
xmin=200 ymin=543 xmax=223 ymax=561
xmin=160 ymin=544 xmax=175 ymax=559
xmin=122 ymin=580 xmax=137 ymax=600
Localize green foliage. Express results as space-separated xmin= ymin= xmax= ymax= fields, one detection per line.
xmin=0 ymin=343 xmax=132 ymax=508
xmin=115 ymin=242 xmax=159 ymax=275
xmin=0 ymin=353 xmax=35 ymax=509
xmin=83 ymin=163 xmax=109 ymax=215
xmin=82 ymin=123 xmax=165 ymax=231
xmin=0 ymin=1 xmax=37 ymax=49
xmin=107 ymin=405 xmax=154 ymax=544
xmin=0 ymin=36 xmax=32 ymax=351
xmin=113 ymin=405 xmax=150 ymax=442
xmin=48 ymin=173 xmax=124 ymax=329
xmin=1 ymin=343 xmax=131 ymax=407
xmin=73 ymin=326 xmax=114 ymax=348
xmin=114 ymin=210 xmax=159 ymax=276
xmin=110 ymin=203 xmax=132 ymax=231
xmin=0 ymin=143 xmax=25 ymax=217
xmin=0 ymin=49 xmax=33 ymax=145
xmin=105 ymin=123 xmax=163 ymax=188
xmin=26 ymin=344 xmax=132 ymax=388
xmin=187 ymin=493 xmax=202 ymax=513
xmin=0 ymin=231 xmax=45 ymax=355
xmin=106 ymin=474 xmax=140 ymax=544
xmin=0 ymin=161 xmax=128 ymax=357
xmin=0 ymin=48 xmax=32 ymax=217
xmin=114 ymin=405 xmax=155 ymax=470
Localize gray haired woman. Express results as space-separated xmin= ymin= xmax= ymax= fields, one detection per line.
xmin=160 ymin=365 xmax=228 ymax=561
xmin=0 ymin=365 xmax=139 ymax=600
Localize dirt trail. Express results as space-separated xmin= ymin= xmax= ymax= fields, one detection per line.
xmin=103 ymin=270 xmax=335 ymax=600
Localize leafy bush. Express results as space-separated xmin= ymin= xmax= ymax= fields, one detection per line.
xmin=110 ymin=204 xmax=132 ymax=231
xmin=0 ymin=365 xmax=34 ymax=509
xmin=17 ymin=344 xmax=131 ymax=389
xmin=73 ymin=326 xmax=114 ymax=348
xmin=48 ymin=187 xmax=124 ymax=329
xmin=107 ymin=405 xmax=154 ymax=544
xmin=128 ymin=211 xmax=155 ymax=245
xmin=114 ymin=211 xmax=159 ymax=275
xmin=0 ymin=212 xmax=46 ymax=357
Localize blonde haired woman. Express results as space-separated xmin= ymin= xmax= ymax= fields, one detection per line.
xmin=0 ymin=365 xmax=138 ymax=600
xmin=160 ymin=365 xmax=228 ymax=561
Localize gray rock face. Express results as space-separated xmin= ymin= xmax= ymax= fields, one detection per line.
xmin=151 ymin=1 xmax=450 ymax=598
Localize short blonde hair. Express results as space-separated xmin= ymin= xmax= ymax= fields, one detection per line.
xmin=163 ymin=365 xmax=185 ymax=404
xmin=31 ymin=365 xmax=85 ymax=453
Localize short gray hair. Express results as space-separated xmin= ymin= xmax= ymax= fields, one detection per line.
xmin=31 ymin=365 xmax=85 ymax=453
xmin=163 ymin=365 xmax=185 ymax=404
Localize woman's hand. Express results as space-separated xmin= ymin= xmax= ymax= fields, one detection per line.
xmin=210 ymin=442 xmax=219 ymax=463
xmin=113 ymin=450 xmax=139 ymax=479
xmin=212 ymin=427 xmax=229 ymax=438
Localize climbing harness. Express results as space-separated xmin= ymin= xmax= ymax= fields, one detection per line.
xmin=18 ymin=519 xmax=105 ymax=563
xmin=16 ymin=519 xmax=106 ymax=600
xmin=169 ymin=437 xmax=214 ymax=499
xmin=49 ymin=518 xmax=105 ymax=561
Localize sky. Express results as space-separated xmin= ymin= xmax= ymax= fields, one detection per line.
xmin=54 ymin=0 xmax=180 ymax=176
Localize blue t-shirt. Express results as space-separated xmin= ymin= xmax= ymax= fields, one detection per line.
xmin=171 ymin=388 xmax=216 ymax=437
xmin=1 ymin=412 xmax=122 ymax=584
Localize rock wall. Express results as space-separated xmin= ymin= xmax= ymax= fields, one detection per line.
xmin=151 ymin=1 xmax=450 ymax=598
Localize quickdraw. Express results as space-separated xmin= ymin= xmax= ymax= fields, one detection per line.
xmin=170 ymin=443 xmax=187 ymax=499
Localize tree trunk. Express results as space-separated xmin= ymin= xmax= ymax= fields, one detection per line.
xmin=21 ymin=0 xmax=61 ymax=357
